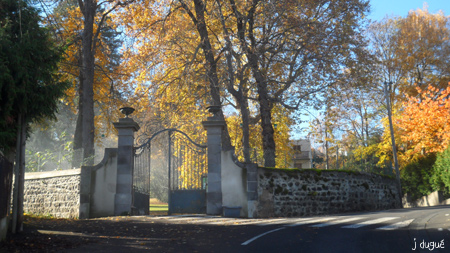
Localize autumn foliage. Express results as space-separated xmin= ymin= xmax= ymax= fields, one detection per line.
xmin=397 ymin=84 xmax=450 ymax=157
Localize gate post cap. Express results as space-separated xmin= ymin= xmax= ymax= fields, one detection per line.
xmin=113 ymin=118 xmax=140 ymax=132
xmin=202 ymin=120 xmax=226 ymax=130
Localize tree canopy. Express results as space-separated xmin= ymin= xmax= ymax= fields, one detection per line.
xmin=117 ymin=0 xmax=370 ymax=167
xmin=0 ymin=0 xmax=68 ymax=155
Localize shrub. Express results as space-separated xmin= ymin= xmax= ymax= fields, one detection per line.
xmin=401 ymin=154 xmax=436 ymax=201
xmin=430 ymin=146 xmax=450 ymax=196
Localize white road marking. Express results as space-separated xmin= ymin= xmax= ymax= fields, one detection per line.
xmin=158 ymin=215 xmax=219 ymax=220
xmin=232 ymin=219 xmax=269 ymax=225
xmin=285 ymin=217 xmax=341 ymax=227
xmin=376 ymin=219 xmax=414 ymax=230
xmin=205 ymin=218 xmax=241 ymax=225
xmin=248 ymin=218 xmax=288 ymax=226
xmin=187 ymin=218 xmax=233 ymax=224
xmin=342 ymin=217 xmax=399 ymax=229
xmin=164 ymin=217 xmax=205 ymax=222
xmin=311 ymin=217 xmax=364 ymax=228
xmin=148 ymin=215 xmax=412 ymax=231
xmin=241 ymin=227 xmax=286 ymax=246
xmin=258 ymin=217 xmax=316 ymax=226
xmin=208 ymin=218 xmax=294 ymax=226
xmin=203 ymin=218 xmax=287 ymax=226
xmin=438 ymin=228 xmax=443 ymax=231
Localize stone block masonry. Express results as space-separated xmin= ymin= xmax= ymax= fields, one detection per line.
xmin=254 ymin=168 xmax=401 ymax=218
xmin=22 ymin=169 xmax=81 ymax=218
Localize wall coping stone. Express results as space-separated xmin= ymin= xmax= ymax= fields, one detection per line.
xmin=83 ymin=148 xmax=118 ymax=172
xmin=25 ymin=168 xmax=81 ymax=180
xmin=259 ymin=167 xmax=395 ymax=180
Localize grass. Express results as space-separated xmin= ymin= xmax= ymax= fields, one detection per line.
xmin=149 ymin=198 xmax=168 ymax=213
xmin=150 ymin=204 xmax=168 ymax=212
xmin=23 ymin=212 xmax=56 ymax=219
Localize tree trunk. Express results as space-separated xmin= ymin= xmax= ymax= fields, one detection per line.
xmin=72 ymin=100 xmax=83 ymax=167
xmin=12 ymin=114 xmax=26 ymax=233
xmin=228 ymin=0 xmax=276 ymax=166
xmin=72 ymin=53 xmax=84 ymax=168
xmin=336 ymin=145 xmax=339 ymax=170
xmin=217 ymin=0 xmax=251 ymax=162
xmin=244 ymin=54 xmax=276 ymax=167
xmin=240 ymin=98 xmax=251 ymax=163
xmin=387 ymin=110 xmax=399 ymax=177
xmin=384 ymin=83 xmax=401 ymax=195
xmin=325 ymin=135 xmax=329 ymax=170
xmin=253 ymin=69 xmax=275 ymax=167
xmin=191 ymin=0 xmax=232 ymax=150
xmin=80 ymin=0 xmax=96 ymax=165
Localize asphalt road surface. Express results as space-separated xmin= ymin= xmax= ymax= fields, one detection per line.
xmin=237 ymin=206 xmax=450 ymax=253
xmin=4 ymin=206 xmax=450 ymax=252
xmin=66 ymin=205 xmax=450 ymax=253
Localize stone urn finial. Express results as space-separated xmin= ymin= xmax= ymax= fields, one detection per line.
xmin=120 ymin=107 xmax=135 ymax=118
xmin=206 ymin=105 xmax=221 ymax=117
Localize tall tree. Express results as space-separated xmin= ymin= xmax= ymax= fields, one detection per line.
xmin=0 ymin=0 xmax=68 ymax=232
xmin=119 ymin=0 xmax=369 ymax=168
xmin=367 ymin=17 xmax=405 ymax=186
xmin=41 ymin=0 xmax=129 ymax=167
xmin=224 ymin=0 xmax=369 ymax=167
xmin=368 ymin=9 xmax=450 ymax=176
xmin=396 ymin=8 xmax=450 ymax=91
xmin=118 ymin=0 xmax=235 ymax=148
xmin=74 ymin=0 xmax=130 ymax=165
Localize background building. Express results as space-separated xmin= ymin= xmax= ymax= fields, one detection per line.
xmin=291 ymin=139 xmax=312 ymax=169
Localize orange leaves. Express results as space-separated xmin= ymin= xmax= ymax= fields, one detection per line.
xmin=396 ymin=83 xmax=450 ymax=155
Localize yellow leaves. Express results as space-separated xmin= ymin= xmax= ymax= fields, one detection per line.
xmin=394 ymin=8 xmax=450 ymax=93
xmin=49 ymin=3 xmax=133 ymax=147
xmin=225 ymin=104 xmax=293 ymax=167
xmin=353 ymin=143 xmax=378 ymax=162
xmin=116 ymin=0 xmax=214 ymax=141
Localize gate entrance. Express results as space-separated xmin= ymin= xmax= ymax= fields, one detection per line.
xmin=133 ymin=129 xmax=207 ymax=215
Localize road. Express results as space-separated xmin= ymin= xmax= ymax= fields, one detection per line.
xmin=16 ymin=205 xmax=447 ymax=252
xmin=138 ymin=206 xmax=450 ymax=252
xmin=238 ymin=206 xmax=450 ymax=253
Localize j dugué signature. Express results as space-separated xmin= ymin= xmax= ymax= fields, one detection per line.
xmin=412 ymin=238 xmax=445 ymax=251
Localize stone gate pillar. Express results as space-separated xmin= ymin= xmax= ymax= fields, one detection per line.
xmin=113 ymin=108 xmax=140 ymax=216
xmin=202 ymin=106 xmax=225 ymax=215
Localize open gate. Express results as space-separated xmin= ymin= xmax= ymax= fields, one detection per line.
xmin=133 ymin=129 xmax=207 ymax=215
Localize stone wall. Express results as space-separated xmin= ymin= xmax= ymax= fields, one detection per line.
xmin=254 ymin=168 xmax=401 ymax=218
xmin=23 ymin=169 xmax=81 ymax=218
xmin=403 ymin=191 xmax=450 ymax=208
xmin=81 ymin=148 xmax=118 ymax=218
xmin=221 ymin=150 xmax=247 ymax=217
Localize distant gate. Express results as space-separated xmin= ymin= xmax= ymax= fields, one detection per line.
xmin=134 ymin=129 xmax=207 ymax=215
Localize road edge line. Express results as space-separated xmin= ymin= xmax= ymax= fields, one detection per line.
xmin=241 ymin=227 xmax=286 ymax=246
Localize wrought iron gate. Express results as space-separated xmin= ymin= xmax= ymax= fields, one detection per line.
xmin=134 ymin=129 xmax=207 ymax=215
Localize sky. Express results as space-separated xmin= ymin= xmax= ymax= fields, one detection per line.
xmin=295 ymin=0 xmax=450 ymax=140
xmin=368 ymin=0 xmax=450 ymax=21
